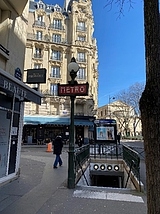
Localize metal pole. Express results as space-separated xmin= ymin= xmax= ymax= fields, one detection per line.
xmin=67 ymin=57 xmax=79 ymax=189
xmin=68 ymin=95 xmax=75 ymax=189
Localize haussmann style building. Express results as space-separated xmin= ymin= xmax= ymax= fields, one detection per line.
xmin=23 ymin=0 xmax=99 ymax=145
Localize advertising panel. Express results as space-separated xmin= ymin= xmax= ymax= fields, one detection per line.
xmin=94 ymin=119 xmax=117 ymax=144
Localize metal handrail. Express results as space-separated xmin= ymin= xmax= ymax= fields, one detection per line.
xmin=90 ymin=144 xmax=123 ymax=159
xmin=125 ymin=159 xmax=135 ymax=188
xmin=123 ymin=145 xmax=140 ymax=179
xmin=74 ymin=144 xmax=90 ymax=171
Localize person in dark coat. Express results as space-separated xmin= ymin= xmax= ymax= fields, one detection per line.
xmin=53 ymin=135 xmax=63 ymax=168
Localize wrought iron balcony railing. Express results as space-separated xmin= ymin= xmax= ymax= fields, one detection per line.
xmin=76 ymin=26 xmax=87 ymax=32
xmin=34 ymin=53 xmax=43 ymax=58
xmin=33 ymin=21 xmax=45 ymax=28
xmin=49 ymin=24 xmax=65 ymax=31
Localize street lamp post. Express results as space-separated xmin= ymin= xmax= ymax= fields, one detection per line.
xmin=108 ymin=96 xmax=115 ymax=118
xmin=67 ymin=57 xmax=79 ymax=189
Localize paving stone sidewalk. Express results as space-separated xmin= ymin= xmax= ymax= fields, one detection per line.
xmin=0 ymin=147 xmax=147 ymax=214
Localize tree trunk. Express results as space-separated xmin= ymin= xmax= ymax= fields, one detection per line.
xmin=139 ymin=1 xmax=160 ymax=213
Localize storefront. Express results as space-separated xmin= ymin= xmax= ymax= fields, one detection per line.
xmin=23 ymin=116 xmax=94 ymax=145
xmin=0 ymin=68 xmax=42 ymax=184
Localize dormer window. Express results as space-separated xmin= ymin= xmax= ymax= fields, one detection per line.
xmin=55 ymin=7 xmax=60 ymax=12
xmin=54 ymin=4 xmax=61 ymax=12
xmin=39 ymin=4 xmax=43 ymax=9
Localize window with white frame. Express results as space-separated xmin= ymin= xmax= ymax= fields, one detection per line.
xmin=77 ymin=21 xmax=85 ymax=31
xmin=51 ymin=50 xmax=61 ymax=60
xmin=36 ymin=31 xmax=42 ymax=40
xmin=77 ymin=52 xmax=85 ymax=62
xmin=34 ymin=47 xmax=42 ymax=58
xmin=52 ymin=34 xmax=61 ymax=43
xmin=77 ymin=67 xmax=85 ymax=79
xmin=50 ymin=84 xmax=58 ymax=95
xmin=50 ymin=66 xmax=60 ymax=78
xmin=78 ymin=35 xmax=86 ymax=41
xmin=53 ymin=19 xmax=62 ymax=29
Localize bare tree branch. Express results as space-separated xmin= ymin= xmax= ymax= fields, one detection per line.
xmin=104 ymin=0 xmax=136 ymax=18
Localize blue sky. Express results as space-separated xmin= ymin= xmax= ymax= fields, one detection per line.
xmin=44 ymin=0 xmax=145 ymax=107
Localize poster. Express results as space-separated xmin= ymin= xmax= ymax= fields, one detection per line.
xmin=96 ymin=126 xmax=115 ymax=141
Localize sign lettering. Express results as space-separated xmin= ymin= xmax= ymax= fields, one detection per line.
xmin=58 ymin=83 xmax=89 ymax=96
xmin=3 ymin=80 xmax=27 ymax=98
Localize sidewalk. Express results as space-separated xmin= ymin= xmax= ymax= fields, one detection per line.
xmin=0 ymin=147 xmax=147 ymax=214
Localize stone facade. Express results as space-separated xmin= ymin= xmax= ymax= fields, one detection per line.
xmin=24 ymin=0 xmax=98 ymax=117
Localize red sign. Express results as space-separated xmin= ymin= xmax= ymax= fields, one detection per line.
xmin=58 ymin=83 xmax=89 ymax=96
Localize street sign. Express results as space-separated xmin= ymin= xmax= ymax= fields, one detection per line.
xmin=14 ymin=68 xmax=22 ymax=81
xmin=58 ymin=83 xmax=89 ymax=96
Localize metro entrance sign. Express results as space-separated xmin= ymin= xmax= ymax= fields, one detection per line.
xmin=58 ymin=83 xmax=89 ymax=96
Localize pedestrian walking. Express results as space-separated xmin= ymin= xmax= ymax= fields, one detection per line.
xmin=53 ymin=134 xmax=63 ymax=168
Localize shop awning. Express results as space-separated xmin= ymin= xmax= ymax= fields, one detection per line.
xmin=24 ymin=116 xmax=94 ymax=127
xmin=24 ymin=116 xmax=70 ymax=125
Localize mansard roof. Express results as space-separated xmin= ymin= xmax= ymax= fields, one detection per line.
xmin=29 ymin=0 xmax=69 ymax=17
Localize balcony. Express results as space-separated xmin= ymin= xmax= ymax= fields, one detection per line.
xmin=76 ymin=26 xmax=87 ymax=32
xmin=33 ymin=53 xmax=43 ymax=59
xmin=27 ymin=33 xmax=49 ymax=42
xmin=77 ymin=77 xmax=86 ymax=81
xmin=50 ymin=56 xmax=61 ymax=61
xmin=48 ymin=74 xmax=62 ymax=82
xmin=33 ymin=21 xmax=45 ymax=28
xmin=76 ymin=58 xmax=86 ymax=63
xmin=49 ymin=24 xmax=65 ymax=31
xmin=42 ymin=90 xmax=58 ymax=98
xmin=50 ymin=73 xmax=61 ymax=78
xmin=51 ymin=38 xmax=68 ymax=45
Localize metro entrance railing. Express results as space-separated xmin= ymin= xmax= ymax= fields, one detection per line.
xmin=74 ymin=144 xmax=141 ymax=190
